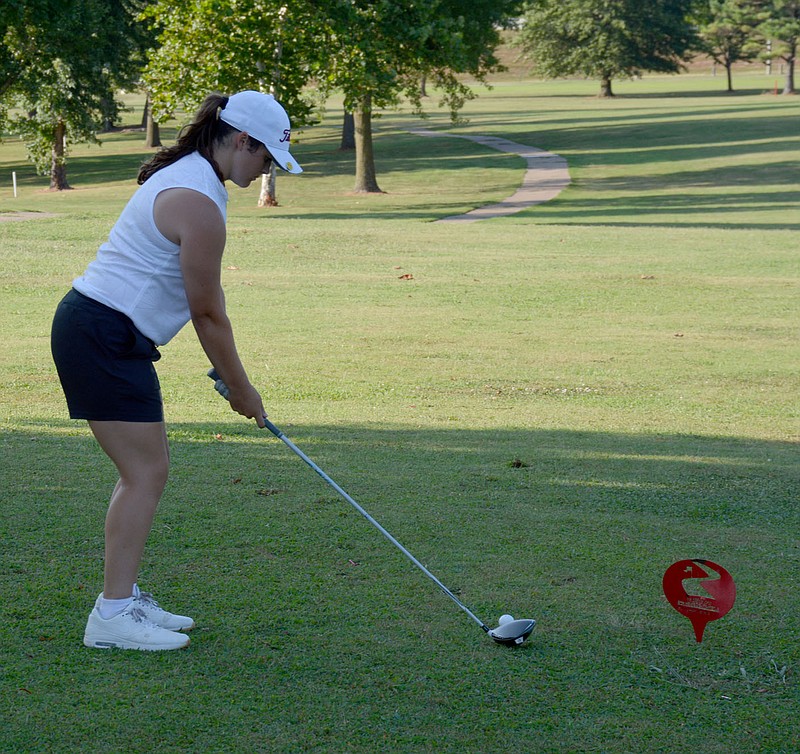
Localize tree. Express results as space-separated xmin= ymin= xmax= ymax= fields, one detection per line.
xmin=515 ymin=0 xmax=699 ymax=97
xmin=318 ymin=0 xmax=519 ymax=192
xmin=142 ymin=0 xmax=324 ymax=205
xmin=757 ymin=0 xmax=799 ymax=92
xmin=696 ymin=0 xmax=765 ymax=91
xmin=2 ymin=0 xmax=149 ymax=190
xmin=143 ymin=0 xmax=518 ymax=196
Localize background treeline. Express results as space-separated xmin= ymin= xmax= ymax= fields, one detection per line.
xmin=1 ymin=0 xmax=797 ymax=191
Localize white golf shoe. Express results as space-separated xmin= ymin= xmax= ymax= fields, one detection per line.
xmin=132 ymin=585 xmax=195 ymax=632
xmin=84 ymin=604 xmax=190 ymax=651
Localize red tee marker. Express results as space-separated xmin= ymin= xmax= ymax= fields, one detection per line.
xmin=662 ymin=559 xmax=736 ymax=642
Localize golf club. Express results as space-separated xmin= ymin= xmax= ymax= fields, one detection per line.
xmin=208 ymin=368 xmax=535 ymax=646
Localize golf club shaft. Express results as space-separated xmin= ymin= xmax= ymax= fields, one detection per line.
xmin=208 ymin=369 xmax=489 ymax=633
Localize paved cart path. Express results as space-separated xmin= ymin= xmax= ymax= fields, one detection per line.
xmin=410 ymin=129 xmax=571 ymax=223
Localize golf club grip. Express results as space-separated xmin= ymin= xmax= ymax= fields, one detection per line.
xmin=206 ymin=368 xmax=281 ymax=437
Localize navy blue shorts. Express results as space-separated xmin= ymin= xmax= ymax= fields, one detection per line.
xmin=51 ymin=289 xmax=164 ymax=422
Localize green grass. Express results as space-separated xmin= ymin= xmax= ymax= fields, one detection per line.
xmin=1 ymin=72 xmax=799 ymax=753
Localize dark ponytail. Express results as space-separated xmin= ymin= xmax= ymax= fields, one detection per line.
xmin=138 ymin=93 xmax=235 ymax=184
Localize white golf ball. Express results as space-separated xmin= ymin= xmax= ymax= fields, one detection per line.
xmin=498 ymin=614 xmax=514 ymax=625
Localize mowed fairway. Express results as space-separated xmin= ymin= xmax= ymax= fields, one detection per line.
xmin=1 ymin=72 xmax=798 ymax=752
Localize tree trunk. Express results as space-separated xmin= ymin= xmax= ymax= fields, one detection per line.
xmin=782 ymin=52 xmax=795 ymax=94
xmin=599 ymin=76 xmax=614 ymax=97
xmin=50 ymin=120 xmax=71 ymax=191
xmin=353 ymin=97 xmax=383 ymax=193
xmin=258 ymin=166 xmax=278 ymax=207
xmin=726 ymin=62 xmax=734 ymax=92
xmin=145 ymin=105 xmax=162 ymax=148
xmin=256 ymin=4 xmax=287 ymax=208
xmin=100 ymin=96 xmax=114 ymax=132
xmin=340 ymin=111 xmax=355 ymax=150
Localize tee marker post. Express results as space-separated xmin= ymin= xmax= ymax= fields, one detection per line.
xmin=663 ymin=559 xmax=736 ymax=642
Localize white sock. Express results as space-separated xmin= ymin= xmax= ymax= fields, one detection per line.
xmin=98 ymin=594 xmax=134 ymax=620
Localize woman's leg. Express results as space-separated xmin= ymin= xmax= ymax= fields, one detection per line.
xmin=88 ymin=420 xmax=170 ymax=599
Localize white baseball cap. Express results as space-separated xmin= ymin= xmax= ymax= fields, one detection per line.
xmin=219 ymin=90 xmax=302 ymax=174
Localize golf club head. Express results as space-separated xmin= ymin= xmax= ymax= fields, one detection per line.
xmin=488 ymin=618 xmax=536 ymax=646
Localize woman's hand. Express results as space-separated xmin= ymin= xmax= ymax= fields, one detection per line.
xmin=225 ymin=381 xmax=266 ymax=428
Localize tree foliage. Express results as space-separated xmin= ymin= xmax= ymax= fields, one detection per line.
xmin=2 ymin=0 xmax=149 ymax=189
xmin=143 ymin=0 xmax=518 ymax=194
xmin=515 ymin=0 xmax=699 ymax=96
xmin=141 ymin=0 xmax=329 ymax=205
xmin=318 ymin=0 xmax=511 ymax=118
xmin=141 ymin=0 xmax=323 ymax=127
xmin=316 ymin=0 xmax=519 ymax=191
xmin=757 ymin=0 xmax=799 ymax=92
xmin=695 ymin=0 xmax=766 ymax=91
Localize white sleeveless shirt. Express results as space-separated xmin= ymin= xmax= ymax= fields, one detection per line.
xmin=74 ymin=151 xmax=228 ymax=345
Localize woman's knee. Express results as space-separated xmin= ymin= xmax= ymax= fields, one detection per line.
xmin=123 ymin=452 xmax=169 ymax=493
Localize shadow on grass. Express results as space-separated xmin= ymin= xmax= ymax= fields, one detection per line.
xmin=480 ymin=88 xmax=780 ymax=101
xmin=618 ymin=88 xmax=784 ymax=99
xmin=522 ymin=189 xmax=800 ymax=230
xmin=4 ymin=420 xmax=797 ymax=539
xmin=65 ymin=151 xmax=149 ymax=185
xmin=2 ymin=104 xmax=797 ymax=229
xmin=446 ymin=95 xmax=798 ymax=126
xmin=0 ymin=128 xmax=180 ymax=191
xmin=2 ymin=420 xmax=798 ymax=752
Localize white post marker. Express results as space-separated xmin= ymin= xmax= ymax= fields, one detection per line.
xmin=12 ymin=171 xmax=17 ymax=198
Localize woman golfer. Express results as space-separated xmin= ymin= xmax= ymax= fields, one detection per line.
xmin=51 ymin=91 xmax=302 ymax=650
